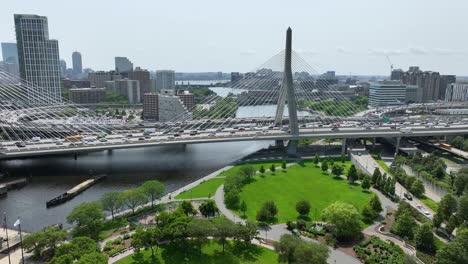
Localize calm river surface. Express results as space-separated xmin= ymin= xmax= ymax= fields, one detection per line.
xmin=0 ymin=141 xmax=270 ymax=232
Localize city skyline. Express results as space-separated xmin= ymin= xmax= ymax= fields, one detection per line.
xmin=1 ymin=0 xmax=468 ymax=76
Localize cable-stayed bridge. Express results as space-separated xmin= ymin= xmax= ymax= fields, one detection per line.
xmin=0 ymin=28 xmax=467 ymax=159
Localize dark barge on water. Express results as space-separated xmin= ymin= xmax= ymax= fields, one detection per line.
xmin=46 ymin=175 xmax=106 ymax=208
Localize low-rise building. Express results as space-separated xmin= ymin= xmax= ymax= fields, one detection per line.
xmin=69 ymin=87 xmax=105 ymax=104
xmin=369 ymin=80 xmax=406 ymax=107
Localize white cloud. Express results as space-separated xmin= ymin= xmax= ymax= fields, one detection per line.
xmin=408 ymin=47 xmax=428 ymax=55
xmin=240 ymin=50 xmax=256 ymax=56
xmin=368 ymin=49 xmax=405 ymax=56
xmin=296 ymin=48 xmax=319 ymax=55
xmin=336 ymin=47 xmax=351 ymax=54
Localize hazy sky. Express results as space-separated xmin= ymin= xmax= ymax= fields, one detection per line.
xmin=1 ymin=0 xmax=467 ymax=75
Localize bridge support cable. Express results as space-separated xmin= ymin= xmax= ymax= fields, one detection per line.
xmin=157 ymin=51 xmax=286 ymax=134
xmin=0 ymin=72 xmax=104 ymax=139
xmin=0 ymin=70 xmax=131 ymax=136
xmin=291 ymin=54 xmax=365 ymax=123
xmin=0 ymin=71 xmax=121 ymax=140
xmin=291 ymin=52 xmax=372 ymax=121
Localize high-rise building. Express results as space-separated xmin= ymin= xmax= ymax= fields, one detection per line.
xmin=143 ymin=93 xmax=159 ymax=120
xmin=143 ymin=90 xmax=194 ymax=121
xmin=369 ymin=80 xmax=407 ymax=107
xmin=231 ymin=72 xmax=242 ymax=83
xmin=72 ymin=51 xmax=82 ymax=75
xmin=14 ymin=14 xmax=62 ymax=105
xmin=439 ymin=75 xmax=456 ymax=101
xmin=106 ymin=79 xmax=140 ymax=104
xmin=156 ymin=70 xmax=175 ymax=91
xmin=390 ymin=69 xmax=404 ymax=81
xmin=88 ymin=71 xmax=121 ymax=87
xmin=1 ymin=43 xmax=19 ymax=64
xmin=115 ymin=57 xmax=133 ymax=73
xmin=392 ymin=66 xmax=455 ymax=102
xmin=176 ymin=90 xmax=195 ymax=111
xmin=125 ymin=67 xmax=150 ymax=99
xmin=60 ymin=59 xmax=67 ymax=77
xmin=445 ymin=82 xmax=468 ymax=102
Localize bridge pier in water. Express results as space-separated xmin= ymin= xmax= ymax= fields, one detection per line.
xmin=275 ymin=140 xmax=284 ymax=148
xmin=372 ymin=138 xmax=376 ymax=148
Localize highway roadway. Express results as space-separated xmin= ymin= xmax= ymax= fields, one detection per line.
xmin=2 ymin=121 xmax=468 ymax=159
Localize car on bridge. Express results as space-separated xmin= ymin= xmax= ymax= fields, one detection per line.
xmin=15 ymin=142 xmax=26 ymax=148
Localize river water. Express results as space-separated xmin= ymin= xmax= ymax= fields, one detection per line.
xmin=0 ymin=139 xmax=270 ymax=232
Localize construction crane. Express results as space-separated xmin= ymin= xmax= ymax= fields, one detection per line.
xmin=386 ymin=55 xmax=394 ymax=72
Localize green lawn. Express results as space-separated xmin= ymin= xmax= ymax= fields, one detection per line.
xmin=376 ymin=159 xmax=391 ymax=174
xmin=220 ymin=161 xmax=289 ymax=177
xmin=115 ymin=240 xmax=278 ymax=264
xmin=419 ymin=195 xmax=439 ymax=211
xmin=236 ymin=160 xmax=373 ymax=223
xmin=176 ymin=178 xmax=225 ymax=199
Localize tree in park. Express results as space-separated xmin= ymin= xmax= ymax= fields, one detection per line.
xmin=435 ymin=229 xmax=468 ymax=264
xmin=179 ymin=200 xmax=197 ymax=216
xmin=256 ymin=200 xmax=278 ymax=223
xmin=369 ymin=194 xmax=382 ymax=214
xmin=234 ymin=220 xmax=258 ymax=243
xmin=240 ymin=200 xmax=247 ymax=217
xmin=274 ymin=234 xmax=301 ymax=264
xmin=410 ymin=179 xmax=425 ymax=198
xmin=274 ymin=234 xmax=328 ymax=264
xmin=141 ymin=180 xmax=165 ymax=208
xmin=131 ymin=227 xmax=146 ymax=253
xmin=295 ymin=200 xmax=311 ymax=216
xmin=458 ymin=194 xmax=468 ymax=222
xmin=454 ymin=173 xmax=468 ymax=196
xmin=240 ymin=165 xmax=256 ymax=180
xmin=361 ymin=176 xmax=371 ymax=191
xmin=439 ymin=194 xmax=458 ymax=220
xmin=259 ymin=165 xmax=266 ymax=174
xmin=100 ymin=191 xmax=124 ymax=220
xmin=270 ymin=164 xmax=276 ymax=172
xmin=392 ymin=211 xmax=415 ymax=240
xmin=294 ymin=240 xmax=329 ymax=264
xmin=23 ymin=226 xmax=67 ymax=259
xmin=313 ymin=154 xmax=320 ymax=165
xmin=212 ymin=217 xmax=236 ymax=253
xmin=432 ymin=207 xmax=444 ymax=228
xmin=371 ymin=168 xmax=381 ymax=185
xmin=331 ymin=164 xmax=343 ymax=177
xmin=145 ymin=227 xmax=162 ymax=257
xmin=122 ymin=188 xmax=147 ymax=214
xmin=74 ymin=252 xmax=108 ymax=264
xmin=321 ymin=160 xmax=328 ymax=172
xmin=282 ymin=161 xmax=287 ymax=170
xmin=451 ymin=136 xmax=464 ymax=148
xmin=347 ymin=164 xmax=358 ymax=183
xmin=199 ymin=199 xmax=219 ymax=218
xmin=67 ymin=201 xmax=104 ymax=240
xmin=414 ymin=222 xmax=436 ymax=253
xmin=49 ymin=237 xmax=105 ymax=264
xmin=321 ymin=202 xmax=362 ymax=241
xmin=224 ymin=191 xmax=240 ymax=209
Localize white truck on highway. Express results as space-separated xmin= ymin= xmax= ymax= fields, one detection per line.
xmin=143 ymin=128 xmax=156 ymax=135
xmin=400 ymin=127 xmax=412 ymax=134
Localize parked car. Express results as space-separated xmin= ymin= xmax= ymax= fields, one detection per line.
xmin=404 ymin=192 xmax=413 ymax=200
